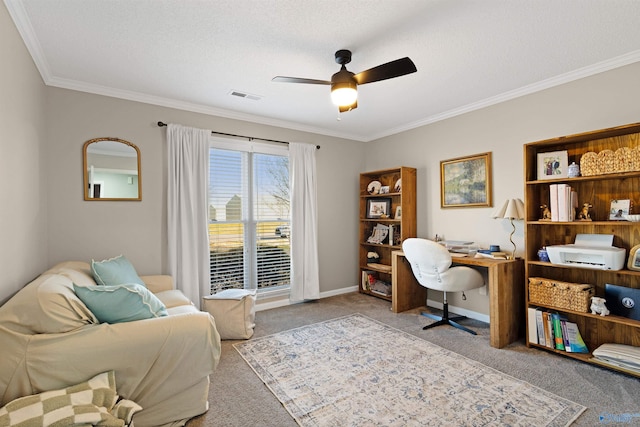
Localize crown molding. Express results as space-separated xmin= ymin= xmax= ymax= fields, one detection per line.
xmin=371 ymin=50 xmax=640 ymax=141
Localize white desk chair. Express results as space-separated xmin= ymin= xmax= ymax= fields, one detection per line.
xmin=402 ymin=238 xmax=484 ymax=335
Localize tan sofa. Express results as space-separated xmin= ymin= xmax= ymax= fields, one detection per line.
xmin=0 ymin=261 xmax=221 ymax=427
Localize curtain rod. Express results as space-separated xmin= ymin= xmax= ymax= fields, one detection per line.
xmin=157 ymin=122 xmax=320 ymax=149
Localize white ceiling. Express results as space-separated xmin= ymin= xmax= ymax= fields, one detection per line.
xmin=6 ymin=0 xmax=640 ymax=142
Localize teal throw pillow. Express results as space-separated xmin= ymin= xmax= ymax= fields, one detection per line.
xmin=73 ymin=283 xmax=168 ymax=324
xmin=91 ymin=255 xmax=145 ymax=287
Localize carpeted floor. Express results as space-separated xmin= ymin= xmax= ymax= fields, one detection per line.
xmin=235 ymin=314 xmax=585 ymax=426
xmin=187 ymin=292 xmax=640 ymax=426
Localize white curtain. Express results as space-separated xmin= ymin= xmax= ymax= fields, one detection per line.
xmin=289 ymin=142 xmax=320 ymax=302
xmin=166 ymin=124 xmax=210 ymax=306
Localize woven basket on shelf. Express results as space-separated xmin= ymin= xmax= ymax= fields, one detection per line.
xmin=528 ymin=277 xmax=594 ymax=313
xmin=580 ymin=146 xmax=640 ymax=176
xmin=580 ymin=152 xmax=598 ymax=176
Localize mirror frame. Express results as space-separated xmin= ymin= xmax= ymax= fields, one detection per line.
xmin=83 ymin=137 xmax=142 ymax=201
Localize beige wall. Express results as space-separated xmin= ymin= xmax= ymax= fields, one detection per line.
xmin=44 ymin=88 xmax=364 ymax=295
xmin=0 ymin=2 xmax=48 ymax=304
xmin=366 ymin=62 xmax=640 ymax=316
xmin=3 ymin=0 xmax=640 ymax=318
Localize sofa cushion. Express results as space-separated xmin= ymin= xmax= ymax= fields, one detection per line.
xmin=0 ymin=274 xmax=97 ymax=334
xmin=155 ymin=289 xmax=193 ymax=308
xmin=166 ymin=305 xmax=200 ymax=316
xmin=73 ymin=284 xmax=168 ymax=324
xmin=44 ymin=262 xmax=96 ymax=288
xmin=91 ymin=255 xmax=144 ymax=287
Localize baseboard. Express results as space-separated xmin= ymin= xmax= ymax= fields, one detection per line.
xmin=255 ymin=285 xmax=359 ymax=312
xmin=256 ymin=288 xmax=489 ymax=324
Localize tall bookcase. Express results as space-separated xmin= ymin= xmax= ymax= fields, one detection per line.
xmin=359 ymin=167 xmax=416 ymax=301
xmin=524 ymin=122 xmax=640 ymax=377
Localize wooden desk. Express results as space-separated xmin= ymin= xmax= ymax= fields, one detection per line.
xmin=392 ymin=251 xmax=524 ymax=349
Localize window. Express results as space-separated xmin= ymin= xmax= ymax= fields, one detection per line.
xmin=208 ymin=139 xmax=290 ymax=294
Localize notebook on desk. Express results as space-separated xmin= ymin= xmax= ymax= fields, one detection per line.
xmin=439 ymin=240 xmax=476 ymax=254
xmin=450 ymin=253 xmax=468 ymax=258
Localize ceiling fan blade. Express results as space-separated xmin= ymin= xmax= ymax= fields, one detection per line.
xmin=354 ymin=57 xmax=417 ymax=85
xmin=339 ymin=100 xmax=357 ymax=113
xmin=272 ymin=76 xmax=331 ymax=85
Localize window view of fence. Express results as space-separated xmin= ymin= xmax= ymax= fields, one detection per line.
xmin=208 ymin=146 xmax=290 ymax=294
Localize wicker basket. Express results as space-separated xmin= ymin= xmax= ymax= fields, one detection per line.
xmin=580 ymin=146 xmax=640 ymax=176
xmin=528 ymin=277 xmax=594 ymax=312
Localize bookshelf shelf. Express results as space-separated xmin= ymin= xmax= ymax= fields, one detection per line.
xmin=524 ymin=122 xmax=640 ymax=378
xmin=359 ymin=167 xmax=416 ymax=302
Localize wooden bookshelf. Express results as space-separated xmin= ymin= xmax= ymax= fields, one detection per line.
xmin=524 ymin=122 xmax=640 ymax=378
xmin=359 ymin=167 xmax=416 ymax=301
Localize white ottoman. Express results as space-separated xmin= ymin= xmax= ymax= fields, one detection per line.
xmin=202 ymin=289 xmax=257 ymax=339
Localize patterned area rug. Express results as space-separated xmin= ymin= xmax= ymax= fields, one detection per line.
xmin=235 ymin=314 xmax=586 ymax=427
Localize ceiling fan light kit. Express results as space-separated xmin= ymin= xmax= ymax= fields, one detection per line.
xmin=331 ymin=83 xmax=357 ymax=107
xmin=273 ymin=49 xmax=416 ymax=113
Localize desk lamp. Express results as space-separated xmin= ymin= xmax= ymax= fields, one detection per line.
xmin=491 ymin=198 xmax=525 ymax=259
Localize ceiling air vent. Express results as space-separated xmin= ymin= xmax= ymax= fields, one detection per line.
xmin=229 ymin=90 xmax=262 ymax=101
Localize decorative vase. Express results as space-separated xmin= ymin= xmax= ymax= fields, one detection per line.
xmin=568 ymin=162 xmax=580 ymax=178
xmin=537 ymin=248 xmax=550 ymax=262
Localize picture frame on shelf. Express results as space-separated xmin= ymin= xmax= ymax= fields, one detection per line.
xmin=440 ymin=152 xmax=492 ymax=208
xmin=395 ymin=206 xmax=402 ymax=219
xmin=628 ymin=245 xmax=640 ymax=271
xmin=379 ymin=185 xmax=390 ymax=194
xmin=366 ymin=198 xmax=392 ymax=219
xmin=537 ymin=150 xmax=568 ymax=180
xmin=610 ymin=199 xmax=632 ymax=220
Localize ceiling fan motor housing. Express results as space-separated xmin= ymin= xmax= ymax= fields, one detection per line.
xmin=334 ymin=49 xmax=352 ymax=65
xmin=331 ymin=68 xmax=357 ymax=89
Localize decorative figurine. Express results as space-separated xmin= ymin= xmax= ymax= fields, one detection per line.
xmin=590 ymin=296 xmax=610 ymax=317
xmin=540 ymin=204 xmax=552 ymax=221
xmin=577 ymin=203 xmax=593 ymax=221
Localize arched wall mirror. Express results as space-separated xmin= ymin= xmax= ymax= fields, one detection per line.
xmin=83 ymin=137 xmax=141 ymax=201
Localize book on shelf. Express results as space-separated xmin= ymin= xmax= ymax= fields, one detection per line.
xmin=564 ymin=321 xmax=588 ymax=353
xmin=366 ymin=224 xmax=389 ymax=244
xmin=527 ymin=307 xmax=539 ymax=344
xmin=551 ymin=313 xmax=565 ymax=351
xmin=529 ymin=308 xmax=589 ymax=354
xmin=388 ymin=223 xmax=401 ymax=246
xmin=361 ymin=270 xmax=376 ymax=291
xmin=361 ymin=270 xmax=392 ymax=296
xmin=542 ymin=311 xmax=554 ymax=348
xmin=550 ymin=184 xmax=559 ymax=221
xmin=548 ymin=183 xmax=578 ymax=222
xmin=560 ymin=319 xmax=571 ymax=352
xmin=535 ymin=309 xmax=545 ymax=345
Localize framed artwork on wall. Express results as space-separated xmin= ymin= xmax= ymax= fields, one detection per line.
xmin=440 ymin=152 xmax=492 ymax=208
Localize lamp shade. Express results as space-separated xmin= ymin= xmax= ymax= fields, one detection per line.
xmin=491 ymin=198 xmax=525 ymax=220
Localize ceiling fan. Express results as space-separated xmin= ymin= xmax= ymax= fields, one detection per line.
xmin=272 ymin=49 xmax=417 ymax=112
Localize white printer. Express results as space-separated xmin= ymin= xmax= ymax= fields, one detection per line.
xmin=546 ymin=234 xmax=626 ymax=270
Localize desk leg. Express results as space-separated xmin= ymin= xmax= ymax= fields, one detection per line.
xmin=488 ymin=260 xmax=524 ymax=348
xmin=392 ymin=252 xmax=428 ymax=313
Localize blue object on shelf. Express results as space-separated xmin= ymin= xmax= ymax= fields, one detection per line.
xmin=538 ymin=248 xmax=550 ymax=262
